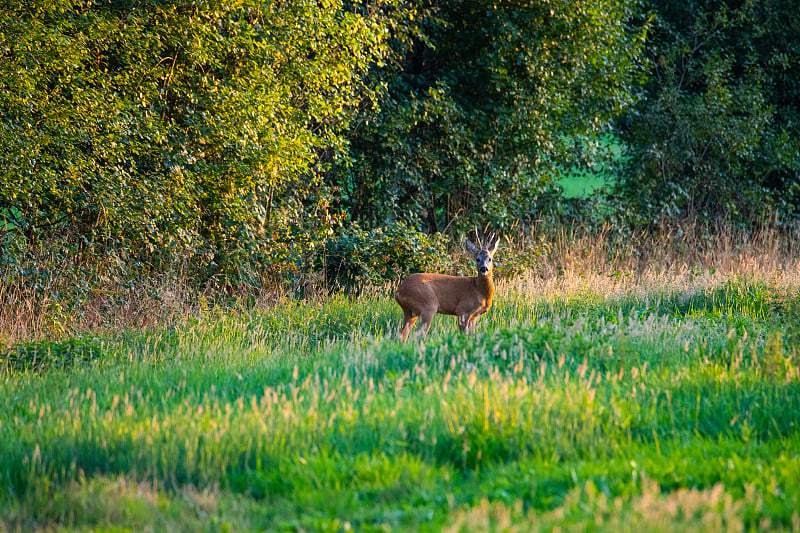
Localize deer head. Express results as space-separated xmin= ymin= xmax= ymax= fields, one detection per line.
xmin=465 ymin=235 xmax=499 ymax=275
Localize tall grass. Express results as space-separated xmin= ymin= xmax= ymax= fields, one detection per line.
xmin=4 ymin=221 xmax=800 ymax=345
xmin=2 ymin=224 xmax=800 ymax=531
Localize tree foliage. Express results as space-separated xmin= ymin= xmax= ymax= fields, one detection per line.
xmin=619 ymin=0 xmax=800 ymax=223
xmin=0 ymin=0 xmax=388 ymax=281
xmin=332 ymin=0 xmax=649 ymax=234
xmin=6 ymin=0 xmax=797 ymax=293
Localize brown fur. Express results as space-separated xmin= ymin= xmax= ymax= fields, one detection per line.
xmin=395 ymin=238 xmax=499 ymax=340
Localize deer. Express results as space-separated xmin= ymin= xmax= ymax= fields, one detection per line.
xmin=395 ymin=235 xmax=499 ymax=341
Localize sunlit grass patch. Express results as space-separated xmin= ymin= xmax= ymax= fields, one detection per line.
xmin=444 ymin=479 xmax=756 ymax=533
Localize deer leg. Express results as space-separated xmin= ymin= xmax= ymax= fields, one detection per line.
xmin=400 ymin=311 xmax=418 ymax=341
xmin=467 ymin=306 xmax=490 ymax=334
xmin=457 ymin=314 xmax=470 ymax=334
xmin=416 ymin=309 xmax=436 ymax=338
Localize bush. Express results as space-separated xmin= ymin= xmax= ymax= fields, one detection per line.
xmin=321 ymin=222 xmax=452 ymax=292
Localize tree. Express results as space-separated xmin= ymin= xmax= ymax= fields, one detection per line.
xmin=618 ymin=0 xmax=800 ymax=223
xmin=0 ymin=0 xmax=388 ymax=282
xmin=331 ymin=0 xmax=649 ymax=234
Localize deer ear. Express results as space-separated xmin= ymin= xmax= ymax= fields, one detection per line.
xmin=465 ymin=239 xmax=479 ymax=257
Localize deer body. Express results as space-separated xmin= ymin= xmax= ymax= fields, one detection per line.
xmin=395 ymin=238 xmax=498 ymax=340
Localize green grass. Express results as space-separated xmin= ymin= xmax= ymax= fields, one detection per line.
xmin=2 ymin=273 xmax=800 ymax=531
xmin=556 ymin=134 xmax=623 ymax=200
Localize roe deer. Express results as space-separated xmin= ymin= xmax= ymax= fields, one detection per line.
xmin=395 ymin=236 xmax=499 ymax=340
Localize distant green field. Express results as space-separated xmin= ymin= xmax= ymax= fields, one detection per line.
xmin=2 ymin=271 xmax=800 ymax=531
xmin=558 ymin=171 xmax=610 ymax=199
xmin=557 ymin=134 xmax=623 ymax=199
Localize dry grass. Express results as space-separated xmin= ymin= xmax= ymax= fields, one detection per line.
xmin=3 ymin=222 xmax=799 ymax=346
xmin=0 ymin=265 xmax=199 ymax=346
xmin=545 ymin=222 xmax=799 ymax=277
xmin=511 ymin=222 xmax=800 ymax=301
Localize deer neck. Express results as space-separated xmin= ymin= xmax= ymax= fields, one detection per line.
xmin=474 ymin=272 xmax=495 ymax=301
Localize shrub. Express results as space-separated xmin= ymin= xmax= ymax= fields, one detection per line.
xmin=320 ymin=222 xmax=452 ymax=292
xmin=330 ymin=0 xmax=649 ymax=234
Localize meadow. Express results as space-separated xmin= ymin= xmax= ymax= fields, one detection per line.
xmin=2 ymin=228 xmax=800 ymax=532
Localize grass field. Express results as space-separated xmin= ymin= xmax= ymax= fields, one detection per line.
xmin=3 ymin=232 xmax=800 ymax=531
